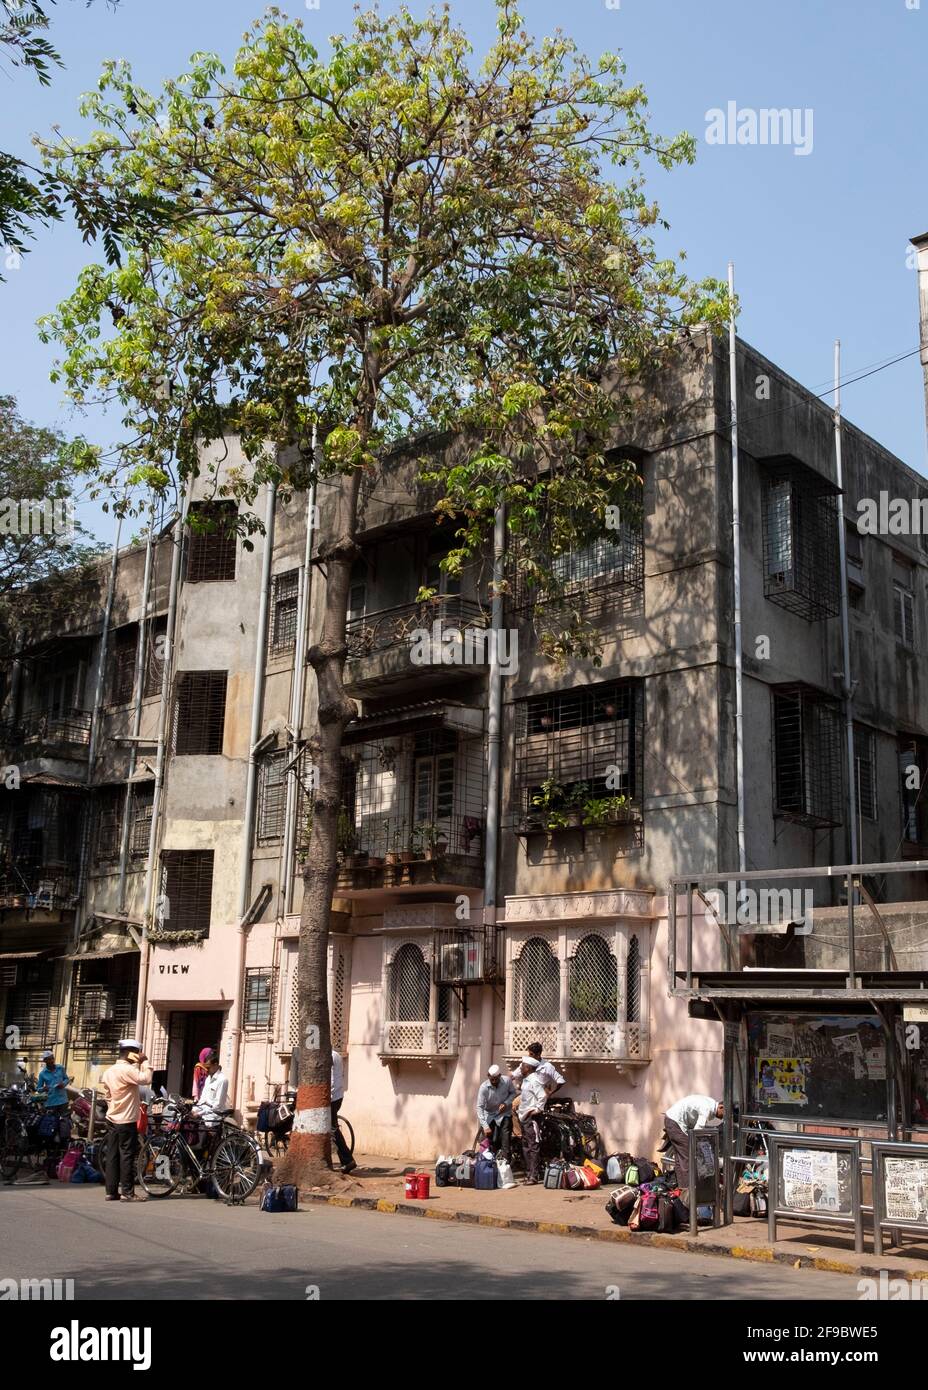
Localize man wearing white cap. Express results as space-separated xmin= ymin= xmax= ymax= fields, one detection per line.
xmin=516 ymin=1056 xmax=549 ymax=1185
xmin=100 ymin=1039 xmax=152 ymax=1202
xmin=476 ymin=1064 xmax=517 ymax=1162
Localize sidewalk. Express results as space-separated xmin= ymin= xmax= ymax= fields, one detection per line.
xmin=303 ymin=1152 xmax=928 ymax=1283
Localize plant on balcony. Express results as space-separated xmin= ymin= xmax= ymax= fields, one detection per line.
xmin=581 ymin=794 xmax=631 ymax=828
xmin=528 ymin=779 xmax=589 ymax=832
xmin=412 ymin=822 xmax=447 ymax=860
xmin=569 ymin=979 xmax=617 ymax=1021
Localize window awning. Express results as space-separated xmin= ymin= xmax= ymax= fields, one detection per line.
xmin=342 ymin=700 xmax=484 ymax=745
xmin=64 ymin=947 xmax=140 ymax=961
xmin=0 ymin=949 xmax=50 ymax=960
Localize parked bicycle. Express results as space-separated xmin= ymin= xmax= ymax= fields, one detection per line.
xmin=473 ymin=1096 xmax=604 ymax=1174
xmin=137 ymin=1095 xmax=263 ymax=1201
xmin=259 ymin=1090 xmax=355 ymax=1162
xmin=0 ymin=1087 xmax=73 ymax=1183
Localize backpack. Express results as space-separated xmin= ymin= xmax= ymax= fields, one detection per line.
xmin=624 ymin=1163 xmax=640 ymax=1186
xmin=635 ymin=1158 xmax=657 ymax=1184
xmin=696 ymin=1204 xmax=714 ymax=1226
xmin=38 ymin=1112 xmax=60 ymax=1141
xmin=544 ymin=1160 xmax=568 ymax=1190
xmin=636 ymin=1186 xmax=661 ymax=1231
xmin=579 ymin=1164 xmax=601 ymax=1189
xmin=260 ymin=1184 xmax=298 ymax=1213
xmin=57 ymin=1147 xmax=82 ymax=1183
xmin=670 ymin=1194 xmax=689 ymax=1227
xmin=474 ymin=1153 xmax=497 ymax=1191
xmin=434 ymin=1160 xmax=453 ymax=1188
xmin=454 ymin=1158 xmax=474 ymax=1188
xmin=657 ymin=1195 xmax=677 ymax=1233
xmin=604 ymin=1184 xmax=637 ymax=1225
xmin=606 ymin=1152 xmax=634 ymax=1183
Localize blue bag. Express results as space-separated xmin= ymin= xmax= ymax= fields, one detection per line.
xmin=474 ymin=1153 xmax=497 ymax=1191
xmin=261 ymin=1183 xmax=298 ymax=1212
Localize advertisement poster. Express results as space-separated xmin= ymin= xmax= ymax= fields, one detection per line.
xmin=781 ymin=1148 xmax=841 ymax=1213
xmin=883 ymin=1157 xmax=928 ymax=1225
xmin=757 ymin=1056 xmax=809 ymax=1107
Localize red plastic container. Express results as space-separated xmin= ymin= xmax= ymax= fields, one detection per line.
xmin=404 ymin=1173 xmax=418 ymax=1199
xmin=414 ymin=1173 xmax=430 ymax=1200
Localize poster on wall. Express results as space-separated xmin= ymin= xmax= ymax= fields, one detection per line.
xmin=779 ymin=1147 xmax=852 ymax=1216
xmin=756 ymin=1056 xmax=809 ymax=1107
xmin=747 ymin=1012 xmax=888 ymax=1122
xmin=882 ymin=1157 xmax=928 ymax=1225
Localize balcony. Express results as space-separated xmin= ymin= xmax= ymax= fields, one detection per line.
xmin=0 ymin=708 xmax=92 ymax=764
xmin=344 ymin=596 xmax=490 ymax=696
xmin=0 ymin=871 xmax=79 ymax=915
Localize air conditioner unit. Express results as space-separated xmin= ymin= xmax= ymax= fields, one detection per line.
xmin=440 ymin=939 xmax=483 ymax=983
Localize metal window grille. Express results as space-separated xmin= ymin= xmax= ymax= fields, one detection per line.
xmin=0 ymin=786 xmax=83 ymax=900
xmin=899 ymin=738 xmax=928 ymax=845
xmin=243 ymin=966 xmax=276 ymax=1031
xmin=513 ymin=936 xmax=560 ymax=1022
xmin=186 ymin=501 xmax=237 ymax=583
xmin=173 ymin=671 xmax=227 ymax=755
xmin=69 ymin=973 xmax=135 ymax=1051
xmin=269 ymin=570 xmax=299 ymax=654
xmin=854 ymin=728 xmax=877 ymax=821
xmin=389 ymin=943 xmax=430 ymax=1022
xmin=894 ymin=585 xmax=916 ymax=648
xmin=160 ymin=850 xmax=214 ymax=936
xmin=626 ymin=934 xmax=641 ymax=1024
xmin=256 ymin=749 xmax=288 ymax=844
xmin=762 ymin=461 xmax=840 ymax=621
xmin=110 ymin=626 xmax=137 ymax=706
xmin=512 ymin=681 xmax=643 ymax=824
xmin=772 ymin=684 xmax=844 ymax=828
xmin=331 ymin=951 xmax=347 ymax=1050
xmin=6 ymin=987 xmax=58 ymax=1046
xmin=130 ymin=785 xmax=154 ymax=857
xmin=509 ymin=481 xmax=644 ymax=611
xmin=144 ymin=617 xmax=168 ymax=698
xmin=567 ymin=934 xmax=617 ymax=1022
xmin=94 ymin=786 xmax=124 ymax=862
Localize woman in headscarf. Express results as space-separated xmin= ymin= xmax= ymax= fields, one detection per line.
xmin=192 ymin=1047 xmax=213 ymax=1102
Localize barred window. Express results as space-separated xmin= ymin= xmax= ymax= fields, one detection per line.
xmin=899 ymin=737 xmax=928 ymax=846
xmin=772 ymin=684 xmax=843 ymax=829
xmin=160 ymin=850 xmax=214 ymax=936
xmin=256 ymin=749 xmax=288 ymax=844
xmin=513 ymin=937 xmax=560 ymax=1022
xmin=174 ymin=671 xmax=227 ymax=755
xmin=894 ymin=583 xmax=916 ymax=649
xmin=567 ymin=934 xmax=617 ymax=1022
xmin=269 ymin=570 xmax=300 ymax=654
xmin=186 ymin=501 xmax=237 ymax=583
xmin=94 ymin=786 xmax=124 ymax=862
xmin=626 ymin=935 xmax=641 ymax=1024
xmin=243 ymin=967 xmax=276 ymax=1031
xmin=854 ymin=727 xmax=877 ymax=821
xmin=110 ymin=625 xmax=137 ymax=706
xmin=144 ymin=616 xmax=168 ymax=698
xmin=130 ymin=785 xmax=154 ymax=857
xmin=388 ymin=943 xmax=430 ymax=1022
xmin=762 ymin=459 xmax=840 ymax=622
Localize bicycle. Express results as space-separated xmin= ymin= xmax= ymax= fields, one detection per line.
xmin=137 ymin=1096 xmax=263 ymax=1202
xmin=260 ymin=1091 xmax=355 ymax=1162
xmin=0 ymin=1089 xmax=73 ymax=1183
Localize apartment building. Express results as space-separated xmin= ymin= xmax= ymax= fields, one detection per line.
xmin=2 ymin=328 xmax=927 ymax=1158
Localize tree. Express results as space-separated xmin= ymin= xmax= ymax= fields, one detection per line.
xmin=39 ymin=2 xmax=727 ymax=1182
xmin=0 ymin=394 xmax=103 ymax=663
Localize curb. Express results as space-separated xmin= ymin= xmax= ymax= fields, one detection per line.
xmin=298 ymin=1190 xmax=928 ymax=1283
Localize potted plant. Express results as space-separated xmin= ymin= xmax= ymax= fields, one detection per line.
xmin=337 ymin=805 xmax=366 ymax=867
xmin=581 ymin=794 xmax=631 ymax=829
xmin=412 ymin=822 xmax=445 ymax=859
xmin=384 ymin=824 xmax=401 ymax=866
xmin=529 ymin=778 xmax=575 ymax=833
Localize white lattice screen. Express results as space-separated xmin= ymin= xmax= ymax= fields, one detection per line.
xmin=380 ymin=935 xmax=459 ymax=1059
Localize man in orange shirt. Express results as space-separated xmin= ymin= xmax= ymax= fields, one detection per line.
xmin=100 ymin=1038 xmax=153 ymax=1202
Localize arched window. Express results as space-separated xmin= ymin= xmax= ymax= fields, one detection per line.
xmin=567 ymin=934 xmax=617 ymax=1022
xmin=389 ymin=943 xmax=430 ymax=1021
xmin=626 ymin=934 xmax=641 ymax=1024
xmin=513 ymin=936 xmax=560 ymax=1021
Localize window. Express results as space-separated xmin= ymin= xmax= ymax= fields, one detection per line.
xmin=160 ymin=850 xmax=214 ymax=936
xmin=424 ymin=536 xmax=461 ymax=597
xmin=130 ymin=785 xmax=154 ymax=857
xmin=899 ymin=736 xmax=928 ymax=847
xmin=506 ymin=923 xmax=649 ymax=1063
xmin=513 ymin=681 xmax=643 ymax=826
xmin=845 ymin=520 xmax=864 ymax=567
xmin=243 ymin=967 xmax=276 ymax=1031
xmin=854 ymin=727 xmax=877 ymax=821
xmin=893 ymin=561 xmax=916 ymax=649
xmin=144 ymin=617 xmax=168 ymax=698
xmin=110 ymin=626 xmax=137 ymax=706
xmin=270 ymin=570 xmax=299 ymax=654
xmin=94 ymin=786 xmax=124 ymax=862
xmin=173 ymin=671 xmax=227 ymax=755
xmin=256 ymin=749 xmax=288 ymax=844
xmin=186 ymin=501 xmax=237 ymax=583
xmin=761 ymin=459 xmax=840 ymax=621
xmin=380 ymin=937 xmax=457 ymax=1059
xmin=413 ymin=731 xmax=456 ymax=842
xmin=772 ymin=684 xmax=844 ymax=828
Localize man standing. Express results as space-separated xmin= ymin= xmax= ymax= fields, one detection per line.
xmin=661 ymin=1093 xmax=723 ymax=1197
xmin=35 ymin=1050 xmax=72 ymax=1115
xmin=331 ymin=1048 xmax=356 ymax=1174
xmin=516 ymin=1056 xmax=549 ymax=1186
xmin=100 ymin=1039 xmax=152 ymax=1202
xmin=477 ymin=1064 xmax=517 ymax=1162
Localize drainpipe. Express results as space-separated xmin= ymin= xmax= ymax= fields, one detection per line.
xmin=833 ymin=340 xmax=858 ymax=865
xmin=282 ymin=438 xmax=318 ymax=916
xmin=728 ymin=263 xmax=746 ymax=890
xmin=912 ymin=233 xmax=928 ymax=440
xmin=482 ymin=501 xmax=506 ymax=979
xmin=117 ymin=500 xmax=156 ymax=911
xmin=229 ymin=478 xmax=277 ymax=1107
xmin=135 ymin=484 xmax=191 ymax=1041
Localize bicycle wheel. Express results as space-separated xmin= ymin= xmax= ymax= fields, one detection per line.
xmin=0 ymin=1113 xmax=28 ymax=1182
xmin=337 ymin=1114 xmax=355 ymax=1158
xmin=137 ymin=1136 xmax=183 ymax=1197
xmin=263 ymin=1125 xmax=290 ymax=1159
xmin=211 ymin=1132 xmax=261 ymax=1201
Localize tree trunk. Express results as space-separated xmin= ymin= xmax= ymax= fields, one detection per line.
xmin=286 ymin=469 xmax=362 ymax=1186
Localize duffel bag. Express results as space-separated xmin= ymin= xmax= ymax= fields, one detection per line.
xmin=261 ymin=1183 xmax=298 ymax=1213
xmin=543 ymin=1159 xmax=568 ymax=1190
xmin=605 ymin=1152 xmax=634 ymax=1183
xmin=564 ymin=1164 xmax=587 ymax=1190
xmin=435 ymin=1160 xmax=453 ymax=1188
xmin=605 ymin=1184 xmax=638 ymax=1225
xmin=657 ymin=1195 xmax=677 ymax=1233
xmin=454 ymin=1158 xmax=474 ymax=1187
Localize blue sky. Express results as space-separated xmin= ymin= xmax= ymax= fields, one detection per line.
xmin=2 ymin=0 xmax=926 ymax=542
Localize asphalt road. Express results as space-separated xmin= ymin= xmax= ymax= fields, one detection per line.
xmin=0 ymin=1182 xmax=870 ymax=1301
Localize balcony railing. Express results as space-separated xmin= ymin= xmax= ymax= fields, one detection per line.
xmin=0 ymin=871 xmax=79 ymax=911
xmin=346 ymin=596 xmax=489 ymax=660
xmin=505 ymin=1020 xmax=649 ymax=1064
xmin=0 ymin=708 xmax=92 ymax=751
xmin=380 ymin=1017 xmax=459 ymax=1059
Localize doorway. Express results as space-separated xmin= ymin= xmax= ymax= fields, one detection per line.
xmin=163 ymin=1011 xmax=224 ymax=1098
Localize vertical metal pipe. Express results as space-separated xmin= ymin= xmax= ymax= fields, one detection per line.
xmin=86 ymin=513 xmax=123 ymax=785
xmin=834 ymin=340 xmax=858 ymax=866
xmin=728 ymin=264 xmax=746 ymax=877
xmin=117 ymin=500 xmax=156 ymax=911
xmin=135 ymin=483 xmax=191 ymax=1040
xmin=282 ymin=441 xmax=318 ymax=917
xmin=482 ymin=502 xmax=506 ymax=968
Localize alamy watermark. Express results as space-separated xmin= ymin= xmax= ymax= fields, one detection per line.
xmin=856 ymin=491 xmax=928 ymax=537
xmin=704 ymin=885 xmax=814 ymax=935
xmin=0 ymin=498 xmax=75 ymax=543
xmin=705 ymin=102 xmax=814 ymax=157
xmin=409 ymin=622 xmax=519 ymax=677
